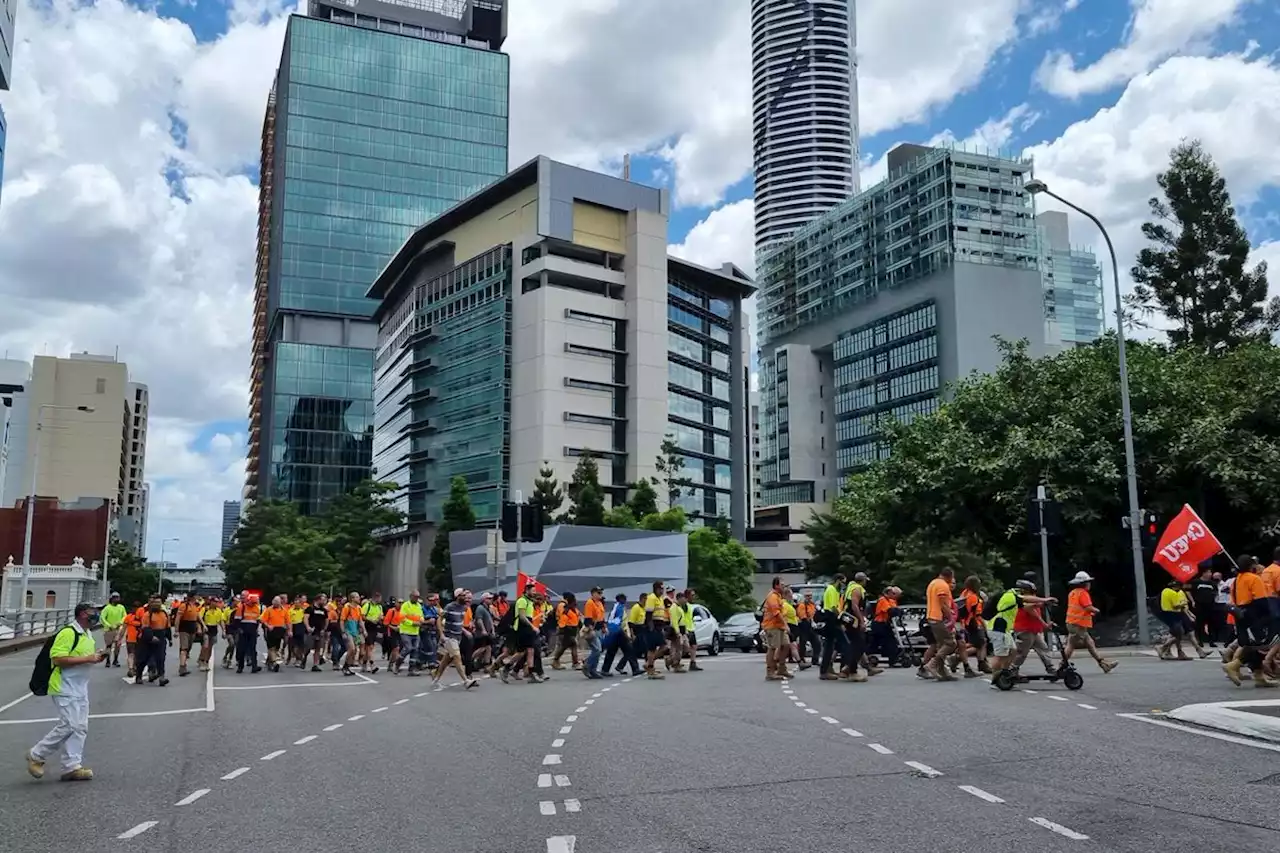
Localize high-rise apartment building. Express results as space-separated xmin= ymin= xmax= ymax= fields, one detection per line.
xmin=244 ymin=0 xmax=510 ymax=516
xmin=0 ymin=106 xmax=7 ymax=206
xmin=117 ymin=381 xmax=149 ymax=556
xmin=221 ymin=500 xmax=241 ymax=555
xmin=755 ymin=144 xmax=1048 ymax=526
xmin=0 ymin=0 xmax=15 ymax=91
xmin=1038 ymin=211 xmax=1104 ymax=349
xmin=751 ymin=0 xmax=859 ymax=253
xmin=367 ymin=156 xmax=754 ymax=592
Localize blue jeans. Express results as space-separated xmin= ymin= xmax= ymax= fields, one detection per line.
xmin=585 ymin=631 xmax=603 ymax=673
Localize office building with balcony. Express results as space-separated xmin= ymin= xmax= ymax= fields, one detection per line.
xmin=755 ymin=143 xmax=1048 ymax=527
xmin=221 ymin=500 xmax=241 ymax=555
xmin=1038 ymin=211 xmax=1104 ymax=349
xmin=244 ymin=0 xmax=509 ymax=516
xmin=368 ymin=156 xmax=754 ymax=592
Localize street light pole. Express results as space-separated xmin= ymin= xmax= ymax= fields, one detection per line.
xmin=158 ymin=537 xmax=180 ymax=596
xmin=17 ymin=404 xmax=96 ymax=618
xmin=1026 ymin=179 xmax=1150 ymax=646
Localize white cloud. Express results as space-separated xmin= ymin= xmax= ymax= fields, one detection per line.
xmin=1026 ymin=52 xmax=1280 ymax=315
xmin=1036 ymin=0 xmax=1253 ymax=98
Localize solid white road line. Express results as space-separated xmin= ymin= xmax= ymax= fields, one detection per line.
xmin=205 ymin=667 xmax=215 ymax=712
xmin=175 ymin=789 xmax=211 ymax=806
xmin=1116 ymin=712 xmax=1280 ymax=753
xmin=546 ymin=836 xmax=577 ymax=853
xmin=566 ymin=715 xmax=578 ymax=722
xmin=867 ymin=743 xmax=894 ymax=755
xmin=958 ymin=785 xmax=1005 ymax=804
xmin=842 ymin=728 xmax=863 ymax=738
xmin=221 ymin=767 xmax=251 ymax=781
xmin=821 ymin=716 xmax=840 ymax=725
xmin=348 ymin=714 xmax=365 ymax=721
xmin=261 ymin=749 xmax=286 ymax=761
xmin=555 ymin=775 xmax=571 ymax=787
xmin=540 ymin=801 xmax=557 ymax=816
xmin=0 ymin=692 xmax=34 ymax=714
xmin=395 ymin=698 xmax=410 ymax=705
xmin=323 ymin=724 xmax=343 ymax=732
xmin=564 ymin=799 xmax=581 ymax=813
xmin=1028 ymin=817 xmax=1089 ymax=840
xmin=117 ymin=822 xmax=158 ymax=839
xmin=294 ymin=735 xmax=317 ymax=745
xmin=1078 ymin=704 xmax=1098 ymax=710
xmin=371 ymin=706 xmax=388 ymax=713
xmin=1046 ymin=695 xmax=1069 ymax=702
xmin=559 ymin=726 xmax=572 ymax=734
xmin=904 ymin=761 xmax=943 ymax=778
xmin=552 ymin=738 xmax=566 ymax=748
xmin=543 ymin=754 xmax=562 ymax=765
xmin=611 ymin=681 xmax=621 ymax=687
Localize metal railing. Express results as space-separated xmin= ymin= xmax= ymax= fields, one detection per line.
xmin=0 ymin=608 xmax=77 ymax=641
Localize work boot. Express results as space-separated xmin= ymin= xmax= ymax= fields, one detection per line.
xmin=1100 ymin=659 xmax=1118 ymax=674
xmin=26 ymin=752 xmax=45 ymax=779
xmin=866 ymin=665 xmax=884 ymax=676
xmin=1223 ymin=659 xmax=1243 ymax=685
xmin=848 ymin=672 xmax=868 ymax=683
xmin=1253 ymin=672 xmax=1278 ymax=688
xmin=820 ymin=672 xmax=840 ymax=681
xmin=978 ymin=660 xmax=993 ymax=674
xmin=60 ymin=767 xmax=93 ymax=782
xmin=688 ymin=662 xmax=702 ymax=671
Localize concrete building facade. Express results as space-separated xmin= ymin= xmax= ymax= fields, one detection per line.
xmin=244 ymin=3 xmax=510 ymax=517
xmin=751 ymin=0 xmax=859 ymax=252
xmin=0 ymin=0 xmax=14 ymax=91
xmin=368 ymin=157 xmax=754 ymax=594
xmin=755 ymin=144 xmax=1047 ymax=523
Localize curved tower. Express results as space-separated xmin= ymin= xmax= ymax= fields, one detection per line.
xmin=751 ymin=0 xmax=859 ymax=253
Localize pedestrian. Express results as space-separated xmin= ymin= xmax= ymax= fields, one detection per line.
xmin=1061 ymin=571 xmax=1117 ymax=673
xmin=134 ymin=598 xmax=173 ymax=686
xmin=26 ymin=602 xmax=106 ymax=782
xmin=818 ymin=573 xmax=847 ymax=680
xmin=582 ymin=587 xmax=606 ymax=679
xmin=795 ymin=590 xmax=818 ymax=669
xmin=601 ymin=593 xmax=641 ymax=676
xmin=99 ymin=593 xmax=126 ymax=669
xmin=761 ymin=577 xmax=790 ymax=681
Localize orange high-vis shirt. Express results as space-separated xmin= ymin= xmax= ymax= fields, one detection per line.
xmin=1233 ymin=572 xmax=1267 ymax=607
xmin=796 ymin=601 xmax=816 ymax=621
xmin=463 ymin=606 xmax=474 ymax=629
xmin=925 ymin=578 xmax=953 ymax=623
xmin=873 ymin=598 xmax=893 ymax=623
xmin=384 ymin=607 xmax=401 ymax=627
xmin=341 ymin=603 xmax=362 ymax=623
xmin=237 ymin=602 xmax=262 ymax=622
xmin=124 ymin=613 xmax=140 ymax=644
xmin=1066 ymin=588 xmax=1093 ymax=628
xmin=583 ymin=599 xmax=606 ymax=624
xmin=557 ymin=603 xmax=580 ymax=628
xmin=262 ymin=606 xmax=288 ymax=628
xmin=961 ymin=590 xmax=983 ymax=627
xmin=761 ymin=591 xmax=786 ymax=630
xmin=1261 ymin=563 xmax=1280 ymax=597
xmin=177 ymin=602 xmax=203 ymax=623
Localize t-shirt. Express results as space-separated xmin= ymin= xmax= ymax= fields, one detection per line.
xmin=49 ymin=623 xmax=96 ymax=699
xmin=761 ymin=591 xmax=785 ymax=631
xmin=306 ymin=605 xmax=328 ymax=631
xmin=1013 ymin=601 xmax=1046 ymax=633
xmin=1261 ymin=563 xmax=1280 ymax=597
xmin=100 ymin=603 xmax=126 ymax=629
xmin=645 ymin=593 xmax=669 ymax=622
xmin=1160 ymin=588 xmax=1187 ymax=612
xmin=781 ymin=600 xmax=798 ymax=626
xmin=1066 ymin=588 xmax=1093 ymax=628
xmin=822 ymin=584 xmax=841 ymax=612
xmin=398 ymin=601 xmax=425 ymax=636
xmin=627 ymin=603 xmax=646 ymax=625
xmin=1232 ymin=572 xmax=1267 ymax=607
xmin=442 ymin=601 xmax=468 ymax=640
xmin=926 ymin=578 xmax=954 ymax=623
xmin=515 ymin=596 xmax=536 ymax=627
xmin=960 ymin=590 xmax=983 ymax=628
xmin=471 ymin=603 xmax=494 ymax=635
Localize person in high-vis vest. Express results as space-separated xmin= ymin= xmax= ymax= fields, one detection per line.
xmin=551 ymin=593 xmax=582 ymax=671
xmin=198 ymin=598 xmax=226 ymax=673
xmin=818 ymin=573 xmax=847 ymax=680
xmin=581 ymin=586 xmax=607 ymax=679
xmin=398 ymin=590 xmax=426 ymax=676
xmin=223 ymin=595 xmax=242 ymax=669
xmin=27 ymin=601 xmax=105 ymax=782
xmin=643 ymin=581 xmax=670 ymax=679
xmin=135 ymin=599 xmax=173 ymax=685
xmin=781 ymin=588 xmax=800 ymax=670
xmin=795 ymin=590 xmax=818 ymax=670
xmin=360 ymin=592 xmax=384 ymax=674
xmin=99 ymin=593 xmax=126 ymax=669
xmin=669 ymin=592 xmax=689 ymax=674
xmin=234 ymin=594 xmax=263 ymax=674
xmin=1063 ymin=572 xmax=1117 ymax=673
xmin=382 ymin=598 xmax=402 ymax=670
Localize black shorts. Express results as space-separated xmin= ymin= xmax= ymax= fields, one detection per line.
xmin=559 ymin=625 xmax=579 ymax=642
xmin=787 ymin=625 xmax=798 ymax=642
xmin=268 ymin=627 xmax=287 ymax=646
xmin=203 ymin=625 xmax=219 ymax=640
xmin=474 ymin=635 xmax=492 ymax=648
xmin=966 ymin=625 xmax=988 ymax=647
xmin=515 ymin=623 xmax=538 ymax=650
xmin=364 ymin=621 xmax=382 ymax=642
xmin=179 ymin=620 xmax=198 ymax=636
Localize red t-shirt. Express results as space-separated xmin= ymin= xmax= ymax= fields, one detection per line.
xmin=1013 ymin=602 xmax=1046 ymax=633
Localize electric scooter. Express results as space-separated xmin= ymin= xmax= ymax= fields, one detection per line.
xmin=992 ymin=630 xmax=1083 ymax=691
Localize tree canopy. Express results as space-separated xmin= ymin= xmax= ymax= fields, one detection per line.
xmin=564 ymin=452 xmax=607 ymax=526
xmin=806 ymin=338 xmax=1280 ymax=606
xmin=428 ymin=476 xmax=477 ymax=593
xmin=317 ymin=480 xmax=405 ymax=591
xmin=223 ymin=499 xmax=341 ymax=596
xmin=530 ymin=462 xmax=564 ymax=527
xmin=104 ymin=537 xmax=171 ymax=605
xmin=1127 ymin=140 xmax=1278 ymax=349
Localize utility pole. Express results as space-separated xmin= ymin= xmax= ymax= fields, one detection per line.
xmin=1036 ymin=485 xmax=1051 ymax=597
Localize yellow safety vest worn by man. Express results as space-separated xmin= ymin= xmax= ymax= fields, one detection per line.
xmin=399 ymin=601 xmax=424 ymax=635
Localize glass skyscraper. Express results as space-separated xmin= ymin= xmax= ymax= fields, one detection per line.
xmin=245 ymin=3 xmax=509 ymax=515
xmin=1038 ymin=211 xmax=1104 ymax=348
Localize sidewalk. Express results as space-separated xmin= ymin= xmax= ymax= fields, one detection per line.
xmin=1166 ymin=700 xmax=1280 ymax=744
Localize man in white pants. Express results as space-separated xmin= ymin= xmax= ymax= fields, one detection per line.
xmin=27 ymin=602 xmax=105 ymax=782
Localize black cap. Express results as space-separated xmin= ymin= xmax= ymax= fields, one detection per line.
xmin=590 ymin=586 xmax=603 ymax=593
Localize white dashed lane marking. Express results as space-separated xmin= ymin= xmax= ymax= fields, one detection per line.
xmin=395 ymin=698 xmax=410 ymax=705
xmin=842 ymin=728 xmax=863 ymax=738
xmin=559 ymin=726 xmax=572 ymax=734
xmin=552 ymin=738 xmax=566 ymax=748
xmin=1078 ymin=703 xmax=1097 ymax=710
xmin=261 ymin=749 xmax=286 ymax=761
xmin=566 ymin=714 xmax=579 ymax=722
xmin=820 ymin=716 xmax=840 ymax=725
xmin=294 ymin=735 xmax=317 ymax=745
xmin=371 ymin=706 xmax=388 ymax=713
xmin=1045 ymin=695 xmax=1069 ymax=702
xmin=867 ymin=743 xmax=894 ymax=755
xmin=1029 ymin=817 xmax=1090 ymax=840
xmin=543 ymin=754 xmax=563 ymax=765
xmin=175 ymin=789 xmax=210 ymax=806
xmin=555 ymin=775 xmax=571 ymax=787
xmin=959 ymin=785 xmax=1005 ymax=804
xmin=117 ymin=822 xmax=158 ymax=839
xmin=564 ymin=799 xmax=582 ymax=813
xmin=804 ymin=708 xmax=819 ymax=715
xmin=547 ymin=835 xmax=577 ymax=853
xmin=904 ymin=761 xmax=943 ymax=778
xmin=348 ymin=714 xmax=365 ymax=721
xmin=323 ymin=724 xmax=343 ymax=732
xmin=540 ymin=801 xmax=557 ymax=816
xmin=221 ymin=767 xmax=250 ymax=780
xmin=574 ymin=706 xmax=588 ymax=713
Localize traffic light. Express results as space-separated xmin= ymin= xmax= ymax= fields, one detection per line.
xmin=501 ymin=502 xmax=544 ymax=543
xmin=1140 ymin=510 xmax=1160 ymax=549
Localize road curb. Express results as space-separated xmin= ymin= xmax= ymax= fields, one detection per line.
xmin=0 ymin=635 xmax=53 ymax=656
xmin=1166 ymin=700 xmax=1280 ymax=743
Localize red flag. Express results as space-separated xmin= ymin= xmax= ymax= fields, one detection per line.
xmin=1153 ymin=505 xmax=1224 ymax=583
xmin=516 ymin=571 xmax=550 ymax=597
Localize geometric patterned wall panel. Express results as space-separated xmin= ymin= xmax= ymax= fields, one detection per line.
xmin=450 ymin=525 xmax=688 ymax=602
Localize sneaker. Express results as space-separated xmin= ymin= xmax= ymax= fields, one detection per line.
xmin=465 ymin=679 xmax=479 ymax=690
xmin=60 ymin=767 xmax=93 ymax=782
xmin=26 ymin=752 xmax=45 ymax=779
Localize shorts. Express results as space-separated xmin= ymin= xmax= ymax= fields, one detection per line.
xmin=364 ymin=621 xmax=382 ymax=643
xmin=103 ymin=628 xmax=120 ymax=646
xmin=765 ymin=627 xmax=789 ymax=651
xmin=179 ymin=631 xmax=195 ymax=652
xmin=344 ymin=620 xmax=361 ymax=640
xmin=989 ymin=632 xmax=1015 ymax=657
xmin=126 ymin=641 xmax=137 ymax=656
xmin=1067 ymin=624 xmax=1093 ymax=644
xmin=515 ymin=623 xmax=538 ymax=650
xmin=929 ymin=622 xmax=957 ymax=648
xmin=1160 ymin=612 xmax=1186 ymax=637
xmin=650 ymin=623 xmax=670 ymax=649
xmin=473 ymin=634 xmax=492 ymax=648
xmin=787 ymin=625 xmax=798 ymax=642
xmin=441 ymin=636 xmax=461 ymax=656
xmin=204 ymin=625 xmax=219 ymax=640
xmin=268 ymin=627 xmax=287 ymax=648
xmin=559 ymin=625 xmax=579 ymax=643
xmin=291 ymin=624 xmax=306 ymax=643
xmin=966 ymin=625 xmax=988 ymax=648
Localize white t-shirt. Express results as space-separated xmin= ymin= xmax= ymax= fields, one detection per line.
xmin=1216 ymin=580 xmax=1232 ymax=605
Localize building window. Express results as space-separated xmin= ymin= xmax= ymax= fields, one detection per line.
xmin=24 ymin=590 xmax=33 ymax=608
xmin=95 ymin=378 xmax=106 ymax=394
xmin=44 ymin=590 xmax=56 ymax=608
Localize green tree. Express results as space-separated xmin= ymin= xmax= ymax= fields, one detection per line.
xmin=530 ymin=462 xmax=565 ymax=527
xmin=805 ymin=338 xmax=1280 ymax=611
xmin=626 ymin=479 xmax=660 ymax=518
xmin=565 ymin=452 xmax=607 ymax=527
xmin=655 ymin=434 xmax=694 ymax=509
xmin=222 ymin=500 xmax=340 ymax=596
xmin=1127 ymin=140 xmax=1279 ymax=349
xmin=687 ymin=524 xmax=756 ymax=618
xmin=318 ymin=480 xmax=405 ymax=592
xmin=104 ymin=536 xmax=169 ymax=605
xmin=428 ymin=476 xmax=477 ymax=592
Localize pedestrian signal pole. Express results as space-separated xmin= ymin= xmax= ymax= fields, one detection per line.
xmin=1036 ymin=485 xmax=1051 ymax=598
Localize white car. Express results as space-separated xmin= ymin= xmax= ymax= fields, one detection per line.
xmin=689 ymin=604 xmax=723 ymax=656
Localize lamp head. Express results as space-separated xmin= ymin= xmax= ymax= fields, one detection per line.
xmin=1024 ymin=179 xmax=1048 ymax=195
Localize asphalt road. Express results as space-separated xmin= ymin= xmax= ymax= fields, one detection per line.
xmin=0 ymin=638 xmax=1277 ymax=852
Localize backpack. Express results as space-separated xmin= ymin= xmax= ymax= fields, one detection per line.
xmin=981 ymin=591 xmax=1007 ymax=621
xmin=29 ymin=626 xmax=87 ymax=697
